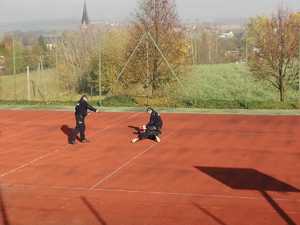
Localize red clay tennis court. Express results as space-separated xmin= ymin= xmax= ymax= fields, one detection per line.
xmin=0 ymin=110 xmax=300 ymax=225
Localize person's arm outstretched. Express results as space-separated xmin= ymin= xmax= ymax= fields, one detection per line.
xmin=87 ymin=103 xmax=97 ymax=113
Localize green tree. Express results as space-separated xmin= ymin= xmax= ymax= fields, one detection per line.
xmin=247 ymin=9 xmax=300 ymax=102
xmin=124 ymin=0 xmax=188 ymax=95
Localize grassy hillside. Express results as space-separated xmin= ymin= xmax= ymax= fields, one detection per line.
xmin=0 ymin=64 xmax=299 ymax=109
xmin=0 ymin=69 xmax=59 ymax=101
xmin=174 ymin=63 xmax=299 ymax=109
xmin=0 ymin=69 xmax=94 ymax=102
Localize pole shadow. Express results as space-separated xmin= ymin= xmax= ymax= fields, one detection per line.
xmin=193 ymin=203 xmax=229 ymax=225
xmin=0 ymin=186 xmax=10 ymax=225
xmin=81 ymin=196 xmax=108 ymax=225
xmin=195 ymin=166 xmax=299 ymax=225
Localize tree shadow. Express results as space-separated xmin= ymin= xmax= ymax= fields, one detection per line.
xmin=195 ymin=166 xmax=299 ymax=225
xmin=193 ymin=203 xmax=229 ymax=225
xmin=81 ymin=196 xmax=108 ymax=225
xmin=0 ymin=186 xmax=10 ymax=225
xmin=61 ymin=125 xmax=79 ymax=143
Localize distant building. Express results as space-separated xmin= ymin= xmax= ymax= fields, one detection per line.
xmin=81 ymin=0 xmax=90 ymax=31
xmin=219 ymin=31 xmax=235 ymax=39
xmin=42 ymin=34 xmax=61 ymax=50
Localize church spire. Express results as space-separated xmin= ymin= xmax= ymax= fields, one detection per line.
xmin=81 ymin=0 xmax=90 ymax=29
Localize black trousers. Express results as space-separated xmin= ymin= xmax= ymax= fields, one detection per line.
xmin=71 ymin=117 xmax=86 ymax=142
xmin=138 ymin=129 xmax=161 ymax=140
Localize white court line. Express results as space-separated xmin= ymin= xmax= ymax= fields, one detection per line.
xmin=89 ymin=143 xmax=157 ymax=190
xmin=1 ymin=183 xmax=88 ymax=192
xmin=2 ymin=182 xmax=300 ymax=204
xmin=0 ymin=149 xmax=60 ymax=178
xmin=89 ymin=125 xmax=183 ymax=190
xmin=92 ymin=188 xmax=300 ymax=203
xmin=0 ymin=112 xmax=140 ymax=179
xmin=91 ymin=112 xmax=140 ymax=137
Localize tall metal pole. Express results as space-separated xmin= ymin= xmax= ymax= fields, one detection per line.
xmin=146 ymin=36 xmax=150 ymax=103
xmin=55 ymin=37 xmax=59 ymax=94
xmin=208 ymin=38 xmax=212 ymax=64
xmin=215 ymin=32 xmax=218 ymax=64
xmin=26 ymin=66 xmax=31 ymax=101
xmin=245 ymin=38 xmax=248 ymax=62
xmin=98 ymin=32 xmax=102 ymax=106
xmin=12 ymin=38 xmax=17 ymax=101
xmin=190 ymin=33 xmax=195 ymax=65
xmin=298 ymin=31 xmax=300 ymax=92
xmin=55 ymin=38 xmax=58 ymax=73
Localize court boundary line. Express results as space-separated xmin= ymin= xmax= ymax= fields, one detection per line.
xmin=0 ymin=112 xmax=140 ymax=179
xmin=2 ymin=113 xmax=300 ymax=205
xmin=0 ymin=149 xmax=61 ymax=178
xmin=93 ymin=188 xmax=300 ymax=203
xmin=90 ymin=112 xmax=140 ymax=137
xmin=1 ymin=183 xmax=300 ymax=204
xmin=89 ymin=124 xmax=186 ymax=190
xmin=89 ymin=143 xmax=157 ymax=190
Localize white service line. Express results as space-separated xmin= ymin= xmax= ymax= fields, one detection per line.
xmin=92 ymin=187 xmax=300 ymax=203
xmin=91 ymin=112 xmax=140 ymax=136
xmin=0 ymin=112 xmax=140 ymax=179
xmin=2 ymin=182 xmax=300 ymax=204
xmin=0 ymin=149 xmax=60 ymax=178
xmin=89 ymin=126 xmax=182 ymax=190
xmin=89 ymin=143 xmax=157 ymax=190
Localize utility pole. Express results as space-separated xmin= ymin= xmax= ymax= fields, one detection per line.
xmin=146 ymin=36 xmax=150 ymax=103
xmin=190 ymin=33 xmax=195 ymax=65
xmin=245 ymin=38 xmax=248 ymax=62
xmin=26 ymin=66 xmax=31 ymax=101
xmin=55 ymin=38 xmax=58 ymax=73
xmin=215 ymin=32 xmax=218 ymax=64
xmin=98 ymin=32 xmax=102 ymax=106
xmin=12 ymin=38 xmax=17 ymax=101
xmin=298 ymin=31 xmax=300 ymax=92
xmin=208 ymin=38 xmax=212 ymax=64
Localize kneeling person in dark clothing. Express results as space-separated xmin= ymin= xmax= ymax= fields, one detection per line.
xmin=132 ymin=107 xmax=163 ymax=143
xmin=70 ymin=95 xmax=98 ymax=144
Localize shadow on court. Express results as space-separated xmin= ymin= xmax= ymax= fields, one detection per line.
xmin=128 ymin=126 xmax=141 ymax=134
xmin=0 ymin=186 xmax=10 ymax=225
xmin=61 ymin=125 xmax=80 ymax=143
xmin=81 ymin=196 xmax=108 ymax=225
xmin=193 ymin=203 xmax=229 ymax=225
xmin=195 ymin=166 xmax=299 ymax=225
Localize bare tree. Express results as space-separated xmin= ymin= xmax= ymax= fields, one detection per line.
xmin=56 ymin=30 xmax=99 ymax=95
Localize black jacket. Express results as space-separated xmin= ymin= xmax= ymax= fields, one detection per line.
xmin=147 ymin=110 xmax=163 ymax=130
xmin=75 ymin=97 xmax=97 ymax=120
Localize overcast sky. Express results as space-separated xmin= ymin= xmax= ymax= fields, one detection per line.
xmin=0 ymin=0 xmax=300 ymax=23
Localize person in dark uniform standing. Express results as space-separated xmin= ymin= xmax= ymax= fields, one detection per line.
xmin=70 ymin=95 xmax=98 ymax=144
xmin=131 ymin=107 xmax=163 ymax=143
